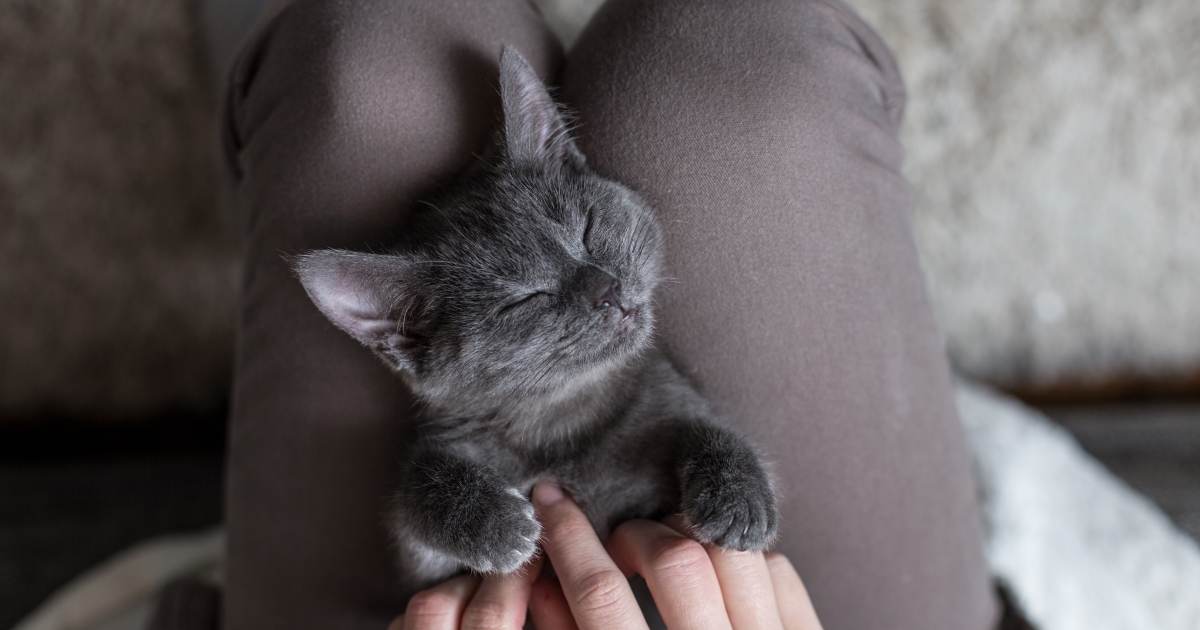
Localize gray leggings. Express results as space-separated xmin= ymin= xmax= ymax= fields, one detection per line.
xmin=220 ymin=0 xmax=999 ymax=628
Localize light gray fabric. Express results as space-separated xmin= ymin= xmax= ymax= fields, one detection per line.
xmin=221 ymin=0 xmax=997 ymax=628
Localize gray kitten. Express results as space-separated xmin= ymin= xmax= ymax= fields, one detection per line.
xmin=293 ymin=47 xmax=777 ymax=586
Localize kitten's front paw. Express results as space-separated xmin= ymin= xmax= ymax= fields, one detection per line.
xmin=685 ymin=482 xmax=777 ymax=552
xmin=456 ymin=488 xmax=541 ymax=574
xmin=681 ymin=432 xmax=778 ymax=552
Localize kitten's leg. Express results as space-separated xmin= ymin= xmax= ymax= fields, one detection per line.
xmin=391 ymin=451 xmax=540 ymax=576
xmin=678 ymin=424 xmax=778 ymax=552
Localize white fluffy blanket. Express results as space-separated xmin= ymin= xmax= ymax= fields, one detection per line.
xmin=958 ymin=383 xmax=1200 ymax=629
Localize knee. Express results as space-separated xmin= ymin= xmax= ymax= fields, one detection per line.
xmin=570 ymin=0 xmax=905 ymax=139
xmin=222 ymin=0 xmax=478 ymax=173
xmin=795 ymin=0 xmax=907 ymax=132
xmin=719 ymin=0 xmax=908 ymax=133
xmin=220 ymin=0 xmax=560 ymax=246
xmin=222 ymin=0 xmax=559 ymax=185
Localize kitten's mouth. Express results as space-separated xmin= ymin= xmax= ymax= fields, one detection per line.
xmin=612 ymin=305 xmax=639 ymax=335
xmin=619 ymin=306 xmax=638 ymax=331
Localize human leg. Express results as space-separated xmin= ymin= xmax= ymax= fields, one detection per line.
xmin=220 ymin=1 xmax=560 ymax=628
xmin=562 ymin=1 xmax=998 ymax=628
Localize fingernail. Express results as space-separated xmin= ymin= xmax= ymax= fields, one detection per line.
xmin=533 ymin=482 xmax=564 ymax=507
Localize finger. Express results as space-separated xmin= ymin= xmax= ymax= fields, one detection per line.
xmin=532 ymin=482 xmax=647 ymax=630
xmin=660 ymin=513 xmax=688 ymax=534
xmin=529 ymin=573 xmax=580 ymax=630
xmin=461 ymin=554 xmax=543 ymax=629
xmin=607 ymin=519 xmax=732 ymax=630
xmin=705 ymin=548 xmax=784 ymax=630
xmin=402 ymin=574 xmax=480 ymax=630
xmin=388 ymin=615 xmax=404 ymax=630
xmin=765 ymin=553 xmax=823 ymax=630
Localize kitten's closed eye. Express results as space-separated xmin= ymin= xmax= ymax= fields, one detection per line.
xmin=582 ymin=208 xmax=595 ymax=254
xmin=497 ymin=291 xmax=553 ymax=316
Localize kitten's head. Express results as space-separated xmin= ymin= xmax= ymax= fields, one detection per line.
xmin=293 ymin=47 xmax=663 ymax=412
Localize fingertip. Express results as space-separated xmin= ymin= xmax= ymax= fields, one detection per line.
xmin=532 ymin=481 xmax=565 ymax=507
xmin=708 ymin=545 xmax=769 ymax=581
xmin=532 ymin=484 xmax=593 ymax=553
xmin=607 ymin=519 xmax=690 ymax=569
xmin=765 ymin=553 xmax=824 ymax=629
xmin=766 ymin=552 xmax=808 ymax=594
xmin=532 ymin=483 xmax=585 ymax=534
xmin=462 ymin=560 xmax=542 ymax=630
xmin=403 ymin=574 xmax=480 ymax=628
xmin=765 ymin=552 xmax=801 ymax=581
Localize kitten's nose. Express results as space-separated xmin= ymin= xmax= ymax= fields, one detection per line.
xmin=579 ymin=266 xmax=629 ymax=314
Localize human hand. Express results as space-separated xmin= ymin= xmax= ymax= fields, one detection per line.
xmin=530 ymin=482 xmax=823 ymax=630
xmin=389 ymin=482 xmax=823 ymax=629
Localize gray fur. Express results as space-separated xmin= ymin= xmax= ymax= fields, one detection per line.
xmin=292 ymin=47 xmax=778 ymax=587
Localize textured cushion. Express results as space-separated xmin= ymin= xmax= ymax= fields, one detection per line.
xmin=847 ymin=0 xmax=1200 ymax=389
xmin=0 ymin=0 xmax=236 ymax=422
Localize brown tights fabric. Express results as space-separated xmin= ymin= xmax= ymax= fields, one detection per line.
xmin=221 ymin=0 xmax=999 ymax=628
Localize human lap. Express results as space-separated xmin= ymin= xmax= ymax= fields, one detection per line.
xmin=221 ymin=0 xmax=998 ymax=628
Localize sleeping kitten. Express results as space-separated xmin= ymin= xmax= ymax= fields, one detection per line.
xmin=293 ymin=46 xmax=777 ymax=586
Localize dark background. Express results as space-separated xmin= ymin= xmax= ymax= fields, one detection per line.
xmin=0 ymin=417 xmax=226 ymax=629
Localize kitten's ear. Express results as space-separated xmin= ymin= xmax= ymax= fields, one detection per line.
xmin=292 ymin=250 xmax=422 ymax=370
xmin=499 ymin=45 xmax=584 ymax=170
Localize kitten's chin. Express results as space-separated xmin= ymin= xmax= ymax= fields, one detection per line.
xmin=606 ymin=304 xmax=652 ymax=351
